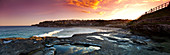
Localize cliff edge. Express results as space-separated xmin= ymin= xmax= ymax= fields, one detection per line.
xmin=128 ymin=3 xmax=170 ymax=36
xmin=128 ymin=2 xmax=170 ymax=53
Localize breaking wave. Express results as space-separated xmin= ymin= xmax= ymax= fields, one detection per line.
xmin=33 ymin=27 xmax=109 ymax=38
xmin=34 ymin=29 xmax=64 ymax=37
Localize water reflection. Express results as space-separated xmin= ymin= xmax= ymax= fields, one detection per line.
xmin=53 ymin=44 xmax=100 ymax=55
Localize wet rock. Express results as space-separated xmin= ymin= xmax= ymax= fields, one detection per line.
xmin=28 ymin=41 xmax=102 ymax=55
xmin=136 ymin=46 xmax=141 ymax=50
xmin=118 ymin=42 xmax=130 ymax=45
xmin=60 ymin=39 xmax=64 ymax=42
xmin=32 ymin=51 xmax=44 ymax=55
xmin=87 ymin=37 xmax=102 ymax=41
xmin=53 ymin=43 xmax=101 ymax=55
xmin=44 ymin=47 xmax=56 ymax=55
xmin=151 ymin=38 xmax=167 ymax=43
xmin=48 ymin=40 xmax=60 ymax=45
xmin=104 ymin=38 xmax=117 ymax=43
xmin=110 ymin=33 xmax=119 ymax=36
xmin=118 ymin=44 xmax=132 ymax=50
xmin=106 ymin=37 xmax=118 ymax=40
xmin=117 ymin=39 xmax=130 ymax=42
xmin=147 ymin=46 xmax=164 ymax=52
xmin=130 ymin=35 xmax=147 ymax=40
xmin=132 ymin=39 xmax=147 ymax=45
xmin=114 ymin=33 xmax=127 ymax=38
xmin=0 ymin=40 xmax=45 ymax=55
xmin=65 ymin=39 xmax=70 ymax=42
xmin=144 ymin=39 xmax=151 ymax=42
xmin=45 ymin=44 xmax=53 ymax=47
xmin=0 ymin=40 xmax=3 ymax=44
xmin=45 ymin=50 xmax=55 ymax=55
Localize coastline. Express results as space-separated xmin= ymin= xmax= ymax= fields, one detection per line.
xmin=0 ymin=26 xmax=169 ymax=55
xmin=0 ymin=26 xmax=117 ymax=41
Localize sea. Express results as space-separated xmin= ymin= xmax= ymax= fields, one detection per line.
xmin=0 ymin=26 xmax=101 ymax=39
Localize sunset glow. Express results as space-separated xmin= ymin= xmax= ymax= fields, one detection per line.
xmin=0 ymin=0 xmax=170 ymax=26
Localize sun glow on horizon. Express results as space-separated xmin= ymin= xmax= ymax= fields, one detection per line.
xmin=108 ymin=9 xmax=146 ymax=20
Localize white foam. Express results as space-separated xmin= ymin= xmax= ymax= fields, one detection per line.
xmin=34 ymin=29 xmax=64 ymax=37
xmin=104 ymin=38 xmax=117 ymax=43
xmin=87 ymin=36 xmax=104 ymax=40
xmin=86 ymin=39 xmax=93 ymax=41
xmin=99 ymin=34 xmax=133 ymax=43
xmin=34 ymin=41 xmax=37 ymax=43
xmin=3 ymin=40 xmax=12 ymax=44
xmin=34 ymin=27 xmax=110 ymax=38
xmin=53 ymin=27 xmax=100 ymax=38
xmin=112 ymin=36 xmax=130 ymax=41
xmin=99 ymin=34 xmax=111 ymax=36
xmin=118 ymin=45 xmax=132 ymax=50
xmin=56 ymin=36 xmax=73 ymax=38
xmin=89 ymin=46 xmax=101 ymax=50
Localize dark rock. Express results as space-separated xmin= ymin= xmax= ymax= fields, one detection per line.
xmin=132 ymin=39 xmax=147 ymax=45
xmin=0 ymin=40 xmax=45 ymax=55
xmin=147 ymin=46 xmax=164 ymax=52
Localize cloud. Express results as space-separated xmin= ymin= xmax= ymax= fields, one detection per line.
xmin=81 ymin=10 xmax=106 ymax=15
xmin=142 ymin=0 xmax=169 ymax=2
xmin=81 ymin=10 xmax=91 ymax=13
xmin=132 ymin=3 xmax=146 ymax=6
xmin=97 ymin=11 xmax=105 ymax=15
xmin=115 ymin=0 xmax=122 ymax=4
xmin=142 ymin=1 xmax=149 ymax=2
xmin=66 ymin=0 xmax=102 ymax=10
xmin=65 ymin=0 xmax=120 ymax=15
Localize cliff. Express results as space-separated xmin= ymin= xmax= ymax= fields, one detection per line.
xmin=128 ymin=3 xmax=170 ymax=36
xmin=128 ymin=3 xmax=170 ymax=53
xmin=32 ymin=19 xmax=131 ymax=28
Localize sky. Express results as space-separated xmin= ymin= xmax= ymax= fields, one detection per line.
xmin=0 ymin=0 xmax=169 ymax=26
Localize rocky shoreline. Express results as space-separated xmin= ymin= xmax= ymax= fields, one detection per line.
xmin=0 ymin=27 xmax=169 ymax=55
xmin=127 ymin=5 xmax=170 ymax=53
xmin=128 ymin=5 xmax=170 ymax=36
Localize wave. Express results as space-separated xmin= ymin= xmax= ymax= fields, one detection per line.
xmin=33 ymin=29 xmax=64 ymax=37
xmin=33 ymin=27 xmax=108 ymax=38
xmin=53 ymin=27 xmax=99 ymax=38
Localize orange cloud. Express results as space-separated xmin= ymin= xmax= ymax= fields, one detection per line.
xmin=142 ymin=0 xmax=169 ymax=2
xmin=81 ymin=10 xmax=91 ymax=13
xmin=67 ymin=0 xmax=103 ymax=10
xmin=151 ymin=0 xmax=161 ymax=2
xmin=115 ymin=0 xmax=122 ymax=4
xmin=97 ymin=11 xmax=105 ymax=15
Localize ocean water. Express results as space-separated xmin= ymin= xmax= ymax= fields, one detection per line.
xmin=0 ymin=26 xmax=100 ymax=38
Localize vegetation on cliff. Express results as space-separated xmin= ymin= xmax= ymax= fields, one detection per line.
xmin=32 ymin=19 xmax=131 ymax=28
